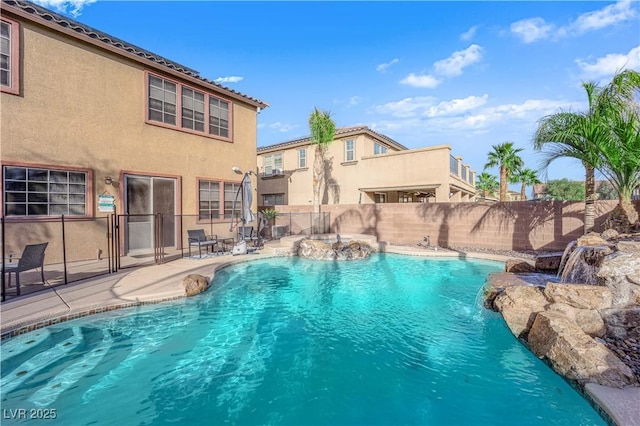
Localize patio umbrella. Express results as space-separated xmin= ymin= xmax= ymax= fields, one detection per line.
xmin=242 ymin=173 xmax=255 ymax=224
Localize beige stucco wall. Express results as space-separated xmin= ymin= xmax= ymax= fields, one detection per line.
xmin=257 ymin=136 xmax=476 ymax=206
xmin=1 ymin=15 xmax=261 ymax=261
xmin=270 ymin=200 xmax=637 ymax=251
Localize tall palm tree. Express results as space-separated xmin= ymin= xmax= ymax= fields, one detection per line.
xmin=533 ymin=70 xmax=640 ymax=233
xmin=308 ymin=107 xmax=336 ymax=214
xmin=509 ymin=168 xmax=541 ymax=200
xmin=476 ymin=172 xmax=499 ymax=199
xmin=484 ymin=142 xmax=524 ymax=202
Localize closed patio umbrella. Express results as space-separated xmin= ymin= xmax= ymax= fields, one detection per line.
xmin=242 ymin=173 xmax=255 ymax=224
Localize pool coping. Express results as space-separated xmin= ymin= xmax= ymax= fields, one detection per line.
xmin=1 ymin=243 xmax=636 ymax=425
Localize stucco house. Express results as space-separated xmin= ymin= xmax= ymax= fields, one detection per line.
xmin=1 ymin=0 xmax=267 ymax=259
xmin=257 ymin=126 xmax=477 ymax=206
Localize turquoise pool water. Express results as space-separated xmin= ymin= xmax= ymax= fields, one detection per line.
xmin=1 ymin=254 xmax=603 ymax=425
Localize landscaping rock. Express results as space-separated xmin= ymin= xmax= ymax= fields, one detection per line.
xmin=547 ymin=303 xmax=605 ymax=337
xmin=535 ymin=252 xmax=563 ymax=272
xmin=298 ymin=238 xmax=371 ymax=260
xmin=597 ymin=252 xmax=640 ymax=306
xmin=505 ymin=259 xmax=536 ymax=273
xmin=527 ymin=311 xmax=637 ymax=388
xmin=616 ymin=241 xmax=640 ymax=253
xmin=601 ymin=307 xmax=640 ymax=340
xmin=493 ymin=285 xmax=549 ymax=338
xmin=600 ymin=229 xmax=619 ymax=241
xmin=576 ymin=232 xmax=613 ymax=248
xmin=544 ymin=283 xmax=613 ymax=310
xmin=182 ymin=274 xmax=210 ymax=297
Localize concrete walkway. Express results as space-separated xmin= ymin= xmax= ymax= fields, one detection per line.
xmin=1 ymin=243 xmax=638 ymax=425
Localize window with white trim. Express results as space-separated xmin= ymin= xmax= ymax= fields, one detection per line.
xmin=198 ymin=180 xmax=220 ymax=220
xmin=148 ymin=75 xmax=177 ymax=125
xmin=263 ymin=194 xmax=284 ymax=206
xmin=298 ymin=148 xmax=307 ymax=168
xmin=374 ymin=143 xmax=387 ymax=155
xmin=1 ymin=17 xmax=20 ymax=94
xmin=345 ymin=139 xmax=355 ymax=162
xmin=209 ymin=97 xmax=230 ymax=138
xmin=147 ymin=73 xmax=232 ymax=140
xmin=182 ymin=87 xmax=205 ymax=132
xmin=263 ymin=153 xmax=283 ymax=175
xmin=224 ymin=182 xmax=241 ymax=219
xmin=3 ymin=166 xmax=87 ymax=216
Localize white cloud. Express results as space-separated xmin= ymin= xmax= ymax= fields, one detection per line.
xmin=214 ymin=76 xmax=244 ymax=84
xmin=371 ymin=96 xmax=578 ymax=134
xmin=348 ymin=96 xmax=362 ymax=107
xmin=433 ymin=44 xmax=484 ymax=77
xmin=569 ymin=0 xmax=636 ymax=34
xmin=510 ymin=17 xmax=555 ymax=43
xmin=372 ymin=96 xmax=437 ymax=118
xmin=376 ymin=58 xmax=399 ymax=73
xmin=32 ymin=0 xmax=96 ymax=16
xmin=425 ymin=95 xmax=489 ymax=117
xmin=399 ymin=73 xmax=441 ymax=89
xmin=460 ymin=25 xmax=479 ymax=41
xmin=511 ymin=1 xmax=637 ymax=43
xmin=576 ymin=45 xmax=640 ymax=80
xmin=268 ymin=122 xmax=297 ymax=133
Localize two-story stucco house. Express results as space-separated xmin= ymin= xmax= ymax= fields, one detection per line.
xmin=1 ymin=0 xmax=267 ymax=258
xmin=257 ymin=126 xmax=476 ymax=207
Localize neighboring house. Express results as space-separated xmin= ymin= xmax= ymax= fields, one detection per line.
xmin=1 ymin=0 xmax=267 ymax=257
xmin=257 ymin=126 xmax=476 ymax=206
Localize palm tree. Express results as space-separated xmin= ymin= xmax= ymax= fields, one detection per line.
xmin=533 ymin=70 xmax=640 ymax=233
xmin=476 ymin=172 xmax=499 ymax=199
xmin=484 ymin=142 xmax=524 ymax=202
xmin=509 ymin=168 xmax=541 ymax=201
xmin=308 ymin=107 xmax=336 ymax=214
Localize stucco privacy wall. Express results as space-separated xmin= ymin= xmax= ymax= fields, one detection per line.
xmin=269 ymin=200 xmax=637 ymax=251
xmin=1 ymin=10 xmax=262 ymax=260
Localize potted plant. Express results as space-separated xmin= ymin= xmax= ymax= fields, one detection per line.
xmin=261 ymin=208 xmax=280 ymax=240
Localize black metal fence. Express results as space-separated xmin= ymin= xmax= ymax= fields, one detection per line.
xmin=1 ymin=210 xmax=331 ymax=301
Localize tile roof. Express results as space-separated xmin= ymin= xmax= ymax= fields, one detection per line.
xmin=257 ymin=126 xmax=408 ymax=152
xmin=2 ymin=0 xmax=268 ymax=109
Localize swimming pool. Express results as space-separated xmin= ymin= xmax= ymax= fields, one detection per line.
xmin=1 ymin=254 xmax=603 ymax=425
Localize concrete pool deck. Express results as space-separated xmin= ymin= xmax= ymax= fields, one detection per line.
xmin=1 ymin=242 xmax=638 ymax=425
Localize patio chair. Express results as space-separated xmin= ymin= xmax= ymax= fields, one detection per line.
xmin=187 ymin=229 xmax=218 ymax=258
xmin=4 ymin=242 xmax=48 ymax=296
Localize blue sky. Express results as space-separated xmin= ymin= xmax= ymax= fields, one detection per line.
xmin=36 ymin=0 xmax=639 ymax=186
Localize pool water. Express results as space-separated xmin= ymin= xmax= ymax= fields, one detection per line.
xmin=1 ymin=254 xmax=604 ymax=425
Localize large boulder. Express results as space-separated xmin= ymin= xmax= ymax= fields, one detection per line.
xmin=298 ymin=239 xmax=371 ymax=260
xmin=493 ymin=285 xmax=549 ymax=338
xmin=543 ymin=283 xmax=613 ymax=310
xmin=600 ymin=307 xmax=640 ymax=340
xmin=527 ymin=311 xmax=637 ymax=388
xmin=182 ymin=274 xmax=210 ymax=297
xmin=547 ymin=303 xmax=605 ymax=337
xmin=505 ymin=259 xmax=536 ymax=273
xmin=597 ymin=252 xmax=640 ymax=306
xmin=535 ymin=253 xmax=563 ymax=272
xmin=576 ymin=232 xmax=613 ymax=248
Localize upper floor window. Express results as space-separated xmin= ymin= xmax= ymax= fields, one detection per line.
xmin=198 ymin=180 xmax=220 ymax=220
xmin=298 ymin=148 xmax=307 ymax=168
xmin=345 ymin=139 xmax=355 ymax=162
xmin=263 ymin=153 xmax=283 ymax=176
xmin=374 ymin=143 xmax=387 ymax=155
xmin=182 ymin=87 xmax=205 ymax=132
xmin=209 ymin=97 xmax=230 ymax=138
xmin=3 ymin=166 xmax=87 ymax=216
xmin=147 ymin=73 xmax=232 ymax=141
xmin=0 ymin=17 xmax=20 ymax=95
xmin=149 ymin=75 xmax=177 ymax=125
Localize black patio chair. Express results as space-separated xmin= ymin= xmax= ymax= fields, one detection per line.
xmin=4 ymin=242 xmax=48 ymax=296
